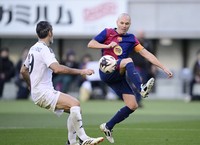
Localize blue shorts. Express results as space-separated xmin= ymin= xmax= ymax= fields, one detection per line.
xmin=99 ymin=59 xmax=135 ymax=99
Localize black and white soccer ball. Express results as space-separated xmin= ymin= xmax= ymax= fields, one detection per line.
xmin=99 ymin=55 xmax=117 ymax=74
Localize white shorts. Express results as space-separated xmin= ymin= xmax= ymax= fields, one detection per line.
xmin=33 ymin=89 xmax=64 ymax=116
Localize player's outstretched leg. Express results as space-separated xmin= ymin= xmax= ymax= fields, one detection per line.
xmin=100 ymin=123 xmax=114 ymax=143
xmin=140 ymin=77 xmax=155 ymax=98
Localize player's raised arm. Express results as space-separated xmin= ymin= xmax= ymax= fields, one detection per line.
xmin=139 ymin=48 xmax=173 ymax=78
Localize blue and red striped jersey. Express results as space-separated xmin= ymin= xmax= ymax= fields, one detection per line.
xmin=94 ymin=28 xmax=141 ymax=60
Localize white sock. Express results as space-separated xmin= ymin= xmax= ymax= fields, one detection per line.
xmin=70 ymin=106 xmax=89 ymax=141
xmin=67 ymin=115 xmax=77 ymax=144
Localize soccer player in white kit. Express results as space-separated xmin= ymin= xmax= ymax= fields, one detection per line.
xmin=20 ymin=21 xmax=104 ymax=145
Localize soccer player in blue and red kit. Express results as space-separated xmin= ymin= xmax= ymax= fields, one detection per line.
xmin=88 ymin=13 xmax=173 ymax=143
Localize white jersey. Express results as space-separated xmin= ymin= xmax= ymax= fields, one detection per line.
xmin=24 ymin=41 xmax=58 ymax=102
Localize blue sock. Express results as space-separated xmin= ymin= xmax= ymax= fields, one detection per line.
xmin=106 ymin=106 xmax=134 ymax=130
xmin=126 ymin=62 xmax=142 ymax=91
xmin=132 ymin=86 xmax=142 ymax=103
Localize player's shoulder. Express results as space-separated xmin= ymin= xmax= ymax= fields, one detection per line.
xmin=105 ymin=28 xmax=115 ymax=32
xmin=30 ymin=42 xmax=52 ymax=55
xmin=105 ymin=28 xmax=114 ymax=30
xmin=32 ymin=42 xmax=47 ymax=49
xmin=105 ymin=28 xmax=117 ymax=36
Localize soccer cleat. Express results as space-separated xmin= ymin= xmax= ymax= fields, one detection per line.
xmin=100 ymin=123 xmax=114 ymax=143
xmin=81 ymin=137 xmax=104 ymax=145
xmin=140 ymin=77 xmax=155 ymax=98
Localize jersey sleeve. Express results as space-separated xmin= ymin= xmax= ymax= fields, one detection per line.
xmin=93 ymin=28 xmax=107 ymax=43
xmin=42 ymin=47 xmax=58 ymax=67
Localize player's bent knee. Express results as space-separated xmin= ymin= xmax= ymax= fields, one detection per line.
xmin=57 ymin=93 xmax=80 ymax=110
xmin=128 ymin=103 xmax=138 ymax=111
xmin=71 ymin=100 xmax=80 ymax=107
xmin=61 ymin=101 xmax=80 ymax=111
xmin=121 ymin=58 xmax=133 ymax=67
xmin=123 ymin=58 xmax=133 ymax=63
xmin=126 ymin=58 xmax=133 ymax=62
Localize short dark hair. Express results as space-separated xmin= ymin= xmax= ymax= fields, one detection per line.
xmin=36 ymin=21 xmax=52 ymax=39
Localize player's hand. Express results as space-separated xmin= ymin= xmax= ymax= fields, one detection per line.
xmin=164 ymin=68 xmax=173 ymax=78
xmin=108 ymin=41 xmax=118 ymax=48
xmin=80 ymin=69 xmax=94 ymax=76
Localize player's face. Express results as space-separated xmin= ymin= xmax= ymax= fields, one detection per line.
xmin=116 ymin=16 xmax=131 ymax=35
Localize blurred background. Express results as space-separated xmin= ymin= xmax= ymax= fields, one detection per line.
xmin=0 ymin=0 xmax=200 ymax=101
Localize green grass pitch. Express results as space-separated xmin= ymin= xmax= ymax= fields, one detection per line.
xmin=0 ymin=99 xmax=200 ymax=145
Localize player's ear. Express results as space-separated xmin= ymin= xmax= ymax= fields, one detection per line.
xmin=48 ymin=31 xmax=52 ymax=37
xmin=48 ymin=29 xmax=53 ymax=37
